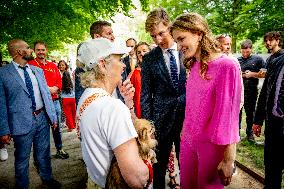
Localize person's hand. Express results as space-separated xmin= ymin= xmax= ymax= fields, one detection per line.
xmin=258 ymin=70 xmax=266 ymax=78
xmin=49 ymin=86 xmax=59 ymax=94
xmin=217 ymin=160 xmax=234 ymax=186
xmin=119 ymin=73 xmax=135 ymax=108
xmin=244 ymin=70 xmax=252 ymax=78
xmin=0 ymin=135 xmax=11 ymax=145
xmin=252 ymin=124 xmax=262 ymax=137
xmin=51 ymin=123 xmax=58 ymax=131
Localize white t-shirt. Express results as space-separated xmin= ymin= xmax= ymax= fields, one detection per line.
xmin=77 ymin=88 xmax=138 ymax=188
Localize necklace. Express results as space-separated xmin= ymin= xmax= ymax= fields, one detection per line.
xmin=34 ymin=59 xmax=54 ymax=72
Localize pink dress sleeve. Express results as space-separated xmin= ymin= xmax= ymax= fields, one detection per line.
xmin=210 ymin=60 xmax=242 ymax=145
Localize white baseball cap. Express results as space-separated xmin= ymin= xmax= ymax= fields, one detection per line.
xmin=77 ymin=38 xmax=131 ymax=69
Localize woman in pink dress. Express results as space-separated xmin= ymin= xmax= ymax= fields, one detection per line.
xmin=170 ymin=13 xmax=242 ymax=188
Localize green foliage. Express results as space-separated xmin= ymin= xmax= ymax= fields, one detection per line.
xmin=0 ymin=0 xmax=149 ymax=58
xmin=149 ymin=0 xmax=284 ymax=53
xmin=136 ymin=21 xmax=152 ymax=44
xmin=236 ymin=37 xmax=267 ymax=54
xmin=237 ymin=109 xmax=265 ymax=174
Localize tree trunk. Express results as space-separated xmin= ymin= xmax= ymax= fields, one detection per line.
xmin=231 ymin=33 xmax=237 ymax=53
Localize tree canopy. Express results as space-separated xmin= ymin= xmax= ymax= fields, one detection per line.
xmin=150 ymin=0 xmax=284 ymax=52
xmin=0 ymin=0 xmax=149 ymax=54
xmin=1 ymin=0 xmax=283 ymax=56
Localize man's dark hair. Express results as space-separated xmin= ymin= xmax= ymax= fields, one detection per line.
xmin=264 ymin=31 xmax=282 ymax=47
xmin=126 ymin=38 xmax=137 ymax=45
xmin=90 ymin=21 xmax=112 ymax=39
xmin=240 ymin=39 xmax=253 ymax=49
xmin=34 ymin=40 xmax=47 ymax=49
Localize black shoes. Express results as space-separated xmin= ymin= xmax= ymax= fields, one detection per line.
xmin=42 ymin=179 xmax=61 ymax=189
xmin=54 ymin=149 xmax=69 ymax=159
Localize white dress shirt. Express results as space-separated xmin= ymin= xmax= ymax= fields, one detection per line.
xmin=162 ymin=42 xmax=180 ymax=76
xmin=13 ymin=61 xmax=44 ymax=110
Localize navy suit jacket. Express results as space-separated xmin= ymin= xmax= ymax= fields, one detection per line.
xmin=141 ymin=46 xmax=186 ymax=141
xmin=122 ymin=55 xmax=132 ymax=76
xmin=0 ymin=63 xmax=57 ymax=136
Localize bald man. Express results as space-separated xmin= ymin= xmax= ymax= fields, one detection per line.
xmin=0 ymin=39 xmax=61 ymax=189
xmin=216 ymin=34 xmax=232 ymax=55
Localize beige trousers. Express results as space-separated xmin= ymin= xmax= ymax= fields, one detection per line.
xmin=87 ymin=177 xmax=103 ymax=189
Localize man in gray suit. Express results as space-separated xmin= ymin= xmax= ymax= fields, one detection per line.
xmin=141 ymin=8 xmax=186 ymax=188
xmin=0 ymin=39 xmax=61 ymax=189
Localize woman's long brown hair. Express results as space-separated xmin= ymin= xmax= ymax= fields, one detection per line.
xmin=170 ymin=13 xmax=220 ymax=79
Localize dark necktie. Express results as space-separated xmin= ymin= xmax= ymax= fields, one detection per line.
xmin=19 ymin=66 xmax=36 ymax=111
xmin=167 ymin=49 xmax=179 ymax=88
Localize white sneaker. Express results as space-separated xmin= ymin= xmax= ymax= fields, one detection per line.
xmin=0 ymin=148 xmax=8 ymax=161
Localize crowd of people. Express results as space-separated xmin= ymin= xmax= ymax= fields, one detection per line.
xmin=0 ymin=7 xmax=284 ymax=189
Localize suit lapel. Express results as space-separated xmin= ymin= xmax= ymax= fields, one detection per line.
xmin=31 ymin=66 xmax=49 ymax=108
xmin=30 ymin=66 xmax=55 ymax=123
xmin=8 ymin=64 xmax=29 ymax=94
xmin=30 ymin=66 xmax=46 ymax=97
xmin=156 ymin=47 xmax=173 ymax=87
xmin=157 ymin=47 xmax=187 ymax=92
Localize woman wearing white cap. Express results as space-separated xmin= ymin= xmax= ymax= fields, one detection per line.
xmin=76 ymin=38 xmax=150 ymax=189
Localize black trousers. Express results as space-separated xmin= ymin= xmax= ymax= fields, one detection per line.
xmin=153 ymin=129 xmax=180 ymax=189
xmin=240 ymin=86 xmax=258 ymax=136
xmin=264 ymin=118 xmax=284 ymax=189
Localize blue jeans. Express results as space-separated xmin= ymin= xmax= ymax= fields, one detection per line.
xmin=53 ymin=99 xmax=62 ymax=126
xmin=52 ymin=100 xmax=63 ymax=150
xmin=13 ymin=111 xmax=53 ymax=189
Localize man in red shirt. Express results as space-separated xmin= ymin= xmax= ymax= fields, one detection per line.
xmin=29 ymin=41 xmax=69 ymax=159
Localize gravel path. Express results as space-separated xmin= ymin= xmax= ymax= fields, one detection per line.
xmin=0 ymin=128 xmax=264 ymax=189
xmin=226 ymin=168 xmax=263 ymax=189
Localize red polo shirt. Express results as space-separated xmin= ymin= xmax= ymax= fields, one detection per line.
xmin=29 ymin=58 xmax=62 ymax=100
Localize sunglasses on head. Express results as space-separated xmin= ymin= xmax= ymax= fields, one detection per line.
xmin=221 ymin=33 xmax=230 ymax=37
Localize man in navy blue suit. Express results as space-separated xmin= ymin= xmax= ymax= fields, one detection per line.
xmin=141 ymin=8 xmax=186 ymax=188
xmin=0 ymin=39 xmax=61 ymax=189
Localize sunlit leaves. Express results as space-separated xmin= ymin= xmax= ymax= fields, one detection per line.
xmin=0 ymin=0 xmax=149 ymax=53
xmin=149 ymin=0 xmax=284 ymax=52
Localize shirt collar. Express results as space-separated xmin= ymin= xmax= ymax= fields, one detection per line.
xmin=162 ymin=42 xmax=178 ymax=53
xmin=12 ymin=60 xmax=31 ymax=70
xmin=35 ymin=58 xmax=49 ymax=66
